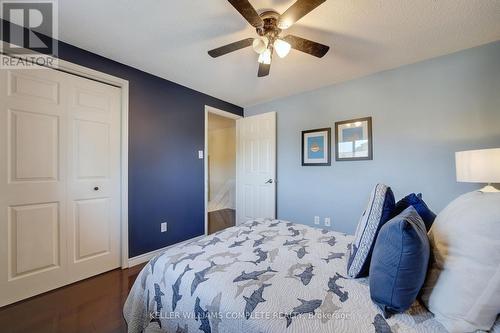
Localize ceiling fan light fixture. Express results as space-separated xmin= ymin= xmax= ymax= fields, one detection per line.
xmin=252 ymin=37 xmax=269 ymax=54
xmin=274 ymin=39 xmax=291 ymax=58
xmin=208 ymin=0 xmax=330 ymax=77
xmin=258 ymin=48 xmax=272 ymax=65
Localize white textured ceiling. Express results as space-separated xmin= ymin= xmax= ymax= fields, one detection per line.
xmin=58 ymin=0 xmax=500 ymax=107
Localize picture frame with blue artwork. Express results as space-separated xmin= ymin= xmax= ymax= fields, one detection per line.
xmin=335 ymin=117 xmax=373 ymax=161
xmin=301 ymin=128 xmax=331 ymax=166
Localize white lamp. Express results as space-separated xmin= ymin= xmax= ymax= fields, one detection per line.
xmin=456 ymin=148 xmax=500 ymax=192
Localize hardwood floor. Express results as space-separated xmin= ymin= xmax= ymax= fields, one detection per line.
xmin=208 ymin=208 xmax=235 ymax=234
xmin=0 ymin=263 xmax=146 ymax=333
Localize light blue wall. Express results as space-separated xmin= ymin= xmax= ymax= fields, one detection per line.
xmin=245 ymin=42 xmax=500 ymax=234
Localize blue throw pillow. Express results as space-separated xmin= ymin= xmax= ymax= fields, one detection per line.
xmin=369 ymin=206 xmax=430 ymax=317
xmin=394 ymin=193 xmax=436 ymax=231
xmin=347 ymin=184 xmax=395 ymax=278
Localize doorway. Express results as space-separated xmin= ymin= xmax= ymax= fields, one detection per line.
xmin=205 ymin=107 xmax=240 ymax=234
xmin=204 ymin=107 xmax=277 ymax=234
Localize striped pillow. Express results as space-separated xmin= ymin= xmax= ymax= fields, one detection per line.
xmin=347 ymin=184 xmax=395 ymax=278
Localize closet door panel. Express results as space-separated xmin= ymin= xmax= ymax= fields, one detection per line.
xmin=66 ymin=75 xmax=121 ymax=283
xmin=0 ymin=68 xmax=68 ymax=307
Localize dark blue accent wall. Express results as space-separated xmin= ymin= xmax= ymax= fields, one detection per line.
xmin=1 ymin=20 xmax=244 ymax=257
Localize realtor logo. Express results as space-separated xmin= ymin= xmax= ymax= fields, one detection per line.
xmin=1 ymin=0 xmax=58 ymax=68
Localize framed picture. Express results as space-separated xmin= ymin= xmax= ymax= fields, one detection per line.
xmin=335 ymin=117 xmax=373 ymax=161
xmin=301 ymin=128 xmax=331 ymax=166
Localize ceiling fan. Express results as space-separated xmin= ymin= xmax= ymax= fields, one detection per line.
xmin=208 ymin=0 xmax=330 ymax=77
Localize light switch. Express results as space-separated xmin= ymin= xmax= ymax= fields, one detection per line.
xmin=198 ymin=150 xmax=204 ymax=159
xmin=161 ymin=222 xmax=167 ymax=233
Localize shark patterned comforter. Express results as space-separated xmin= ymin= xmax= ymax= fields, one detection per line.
xmin=124 ymin=219 xmax=447 ymax=333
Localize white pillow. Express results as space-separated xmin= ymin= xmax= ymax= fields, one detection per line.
xmin=421 ymin=191 xmax=500 ymax=333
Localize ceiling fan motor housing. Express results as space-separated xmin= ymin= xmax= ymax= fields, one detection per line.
xmin=257 ymin=11 xmax=282 ymax=43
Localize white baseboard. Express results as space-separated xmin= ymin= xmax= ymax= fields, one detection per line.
xmin=128 ymin=235 xmax=205 ymax=268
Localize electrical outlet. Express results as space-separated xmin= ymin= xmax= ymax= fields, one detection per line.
xmin=161 ymin=222 xmax=167 ymax=233
xmin=314 ymin=216 xmax=320 ymax=225
xmin=324 ymin=217 xmax=331 ymax=227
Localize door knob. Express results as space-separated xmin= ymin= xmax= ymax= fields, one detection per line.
xmin=94 ymin=186 xmax=99 ymax=191
xmin=265 ymin=179 xmax=273 ymax=184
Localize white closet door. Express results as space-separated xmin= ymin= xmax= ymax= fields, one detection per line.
xmin=0 ymin=67 xmax=121 ymax=307
xmin=65 ymin=75 xmax=121 ymax=283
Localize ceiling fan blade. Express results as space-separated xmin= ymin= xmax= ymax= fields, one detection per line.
xmin=258 ymin=62 xmax=271 ymax=77
xmin=208 ymin=38 xmax=254 ymax=58
xmin=278 ymin=0 xmax=326 ymax=29
xmin=228 ymin=0 xmax=264 ymax=28
xmin=282 ymin=35 xmax=330 ymax=58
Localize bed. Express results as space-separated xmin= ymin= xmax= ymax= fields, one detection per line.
xmin=124 ymin=219 xmax=448 ymax=333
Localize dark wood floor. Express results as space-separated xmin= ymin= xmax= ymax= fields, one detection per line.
xmin=208 ymin=208 xmax=235 ymax=234
xmin=0 ymin=263 xmax=146 ymax=333
xmin=0 ymin=211 xmax=234 ymax=333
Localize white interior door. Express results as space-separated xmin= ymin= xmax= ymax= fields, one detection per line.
xmin=236 ymin=112 xmax=276 ymax=224
xmin=0 ymin=66 xmax=121 ymax=306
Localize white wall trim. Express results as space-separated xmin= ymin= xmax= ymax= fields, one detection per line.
xmin=1 ymin=45 xmax=131 ymax=269
xmin=204 ymin=105 xmax=242 ymax=236
xmin=128 ymin=235 xmax=205 ymax=267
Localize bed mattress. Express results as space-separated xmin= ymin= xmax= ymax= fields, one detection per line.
xmin=124 ymin=219 xmax=447 ymax=333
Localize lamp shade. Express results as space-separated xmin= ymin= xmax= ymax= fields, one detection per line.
xmin=456 ymin=148 xmax=500 ymax=183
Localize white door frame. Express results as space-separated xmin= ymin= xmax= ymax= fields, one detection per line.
xmin=1 ymin=46 xmax=130 ymax=269
xmin=204 ymin=106 xmax=241 ymax=235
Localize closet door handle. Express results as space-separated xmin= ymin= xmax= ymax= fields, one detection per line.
xmin=265 ymin=179 xmax=273 ymax=184
xmin=94 ymin=186 xmax=99 ymax=191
